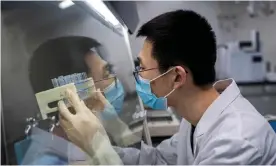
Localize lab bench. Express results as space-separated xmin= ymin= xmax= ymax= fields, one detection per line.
xmin=237 ymin=81 xmax=276 ymax=116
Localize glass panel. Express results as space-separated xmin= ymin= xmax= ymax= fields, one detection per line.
xmin=1 ymin=1 xmax=143 ymax=164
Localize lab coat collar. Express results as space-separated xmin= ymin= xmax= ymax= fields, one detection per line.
xmin=195 ymin=78 xmax=240 ymax=137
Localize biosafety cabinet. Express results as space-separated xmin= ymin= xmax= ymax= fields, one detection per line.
xmin=1 ymin=1 xmax=146 ymax=164
xmin=1 ymin=1 xmax=181 ymax=164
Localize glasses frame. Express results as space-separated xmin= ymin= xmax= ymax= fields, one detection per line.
xmin=133 ymin=66 xmax=188 ymax=84
xmin=76 ymin=74 xmax=118 ymax=93
xmin=132 ymin=67 xmax=158 ymax=83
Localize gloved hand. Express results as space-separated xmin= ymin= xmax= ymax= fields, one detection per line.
xmin=83 ymin=88 xmax=109 ymax=116
xmin=58 ymin=89 xmax=122 ymax=165
xmin=91 ymin=90 xmax=120 ymax=120
xmin=88 ymin=90 xmax=141 ymax=147
xmin=58 ymin=89 xmax=105 ymax=153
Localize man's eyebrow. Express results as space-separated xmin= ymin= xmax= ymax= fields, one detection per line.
xmin=137 ymin=57 xmax=144 ymax=66
xmin=134 ymin=57 xmax=140 ymax=67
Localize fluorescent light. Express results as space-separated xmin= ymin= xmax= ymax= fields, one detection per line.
xmin=84 ymin=0 xmax=120 ymax=26
xmin=59 ymin=0 xmax=75 ymax=9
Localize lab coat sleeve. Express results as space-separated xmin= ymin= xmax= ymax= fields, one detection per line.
xmin=195 ymin=135 xmax=263 ymax=164
xmin=114 ymin=133 xmax=179 ymax=165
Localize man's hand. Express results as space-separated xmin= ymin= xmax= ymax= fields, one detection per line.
xmin=58 ymin=89 xmax=106 ymax=155
xmin=84 ymin=88 xmax=108 ymax=113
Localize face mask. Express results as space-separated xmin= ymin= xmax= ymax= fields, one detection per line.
xmin=101 ymin=79 xmax=125 ymax=120
xmin=135 ymin=68 xmax=175 ymax=110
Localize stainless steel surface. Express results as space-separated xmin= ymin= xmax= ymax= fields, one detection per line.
xmin=146 ymin=110 xmax=173 ymax=118
xmin=48 ymin=124 xmax=55 ymax=133
xmin=1 ymin=96 xmax=9 ymax=164
xmin=239 ymin=84 xmax=276 ymax=115
xmin=24 ymin=125 xmax=32 ymax=136
xmin=24 ymin=117 xmax=38 ymax=136
xmin=48 ymin=116 xmax=59 ymax=132
xmin=143 ymin=110 xmax=152 ymax=146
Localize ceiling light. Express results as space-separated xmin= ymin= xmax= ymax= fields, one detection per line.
xmin=84 ymin=0 xmax=120 ymax=26
xmin=59 ymin=0 xmax=75 ymax=9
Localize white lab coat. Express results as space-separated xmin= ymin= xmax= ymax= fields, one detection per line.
xmin=114 ymin=79 xmax=276 ymax=164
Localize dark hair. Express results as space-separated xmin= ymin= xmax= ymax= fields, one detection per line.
xmin=29 ymin=37 xmax=100 ymax=93
xmin=137 ymin=10 xmax=217 ymax=86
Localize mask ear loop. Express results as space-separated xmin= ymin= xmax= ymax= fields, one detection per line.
xmin=150 ymin=67 xmax=176 ymax=98
xmin=150 ymin=67 xmax=175 ymax=83
xmin=164 ymin=88 xmax=176 ymax=98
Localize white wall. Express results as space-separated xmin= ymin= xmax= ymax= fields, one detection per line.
xmin=128 ymin=1 xmax=276 ymax=71
xmin=218 ymin=1 xmax=276 ymax=70
xmin=129 ymin=1 xmax=222 ymax=58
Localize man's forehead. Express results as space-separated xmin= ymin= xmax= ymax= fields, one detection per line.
xmin=139 ymin=40 xmax=158 ymax=66
xmin=141 ymin=40 xmax=153 ymax=55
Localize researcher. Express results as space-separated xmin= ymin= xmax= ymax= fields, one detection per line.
xmin=84 ymin=49 xmax=141 ymax=146
xmin=83 ymin=48 xmax=125 ymax=116
xmin=65 ymin=49 xmax=141 ymax=164
xmin=58 ymin=10 xmax=276 ymax=164
xmin=26 ymin=43 xmax=135 ymax=164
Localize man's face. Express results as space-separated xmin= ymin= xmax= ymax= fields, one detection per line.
xmin=84 ymin=51 xmax=114 ymax=91
xmin=84 ymin=51 xmax=116 ymax=111
xmin=138 ymin=40 xmax=174 ymax=98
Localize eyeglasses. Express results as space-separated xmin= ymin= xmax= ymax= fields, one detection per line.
xmin=75 ymin=74 xmax=118 ymax=93
xmin=132 ymin=67 xmax=158 ymax=83
xmin=133 ymin=66 xmax=188 ymax=84
xmin=95 ymin=74 xmax=118 ymax=89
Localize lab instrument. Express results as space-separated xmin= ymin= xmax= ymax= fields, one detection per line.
xmin=216 ymin=30 xmax=266 ymax=82
xmin=35 ymin=72 xmax=95 ymax=120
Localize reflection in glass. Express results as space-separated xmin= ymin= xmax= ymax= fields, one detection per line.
xmin=2 ymin=1 xmax=143 ymax=165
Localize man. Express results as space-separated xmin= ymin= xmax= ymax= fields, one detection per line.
xmin=26 ymin=45 xmax=129 ymax=164
xmin=58 ymin=10 xmax=276 ymax=164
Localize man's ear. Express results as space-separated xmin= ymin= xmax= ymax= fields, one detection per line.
xmin=173 ymin=66 xmax=187 ymax=89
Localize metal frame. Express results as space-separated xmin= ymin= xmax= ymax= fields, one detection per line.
xmin=1 ymin=98 xmax=9 ymax=164
xmin=121 ymin=25 xmax=152 ymax=146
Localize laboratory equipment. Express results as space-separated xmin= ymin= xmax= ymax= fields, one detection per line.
xmin=14 ymin=117 xmax=38 ymax=164
xmin=130 ymin=108 xmax=180 ymax=138
xmin=216 ymin=30 xmax=266 ymax=83
xmin=24 ymin=117 xmax=38 ymax=136
xmin=48 ymin=116 xmax=59 ymax=133
xmin=2 ymin=1 xmax=148 ymax=164
xmin=35 ymin=72 xmax=95 ymax=120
